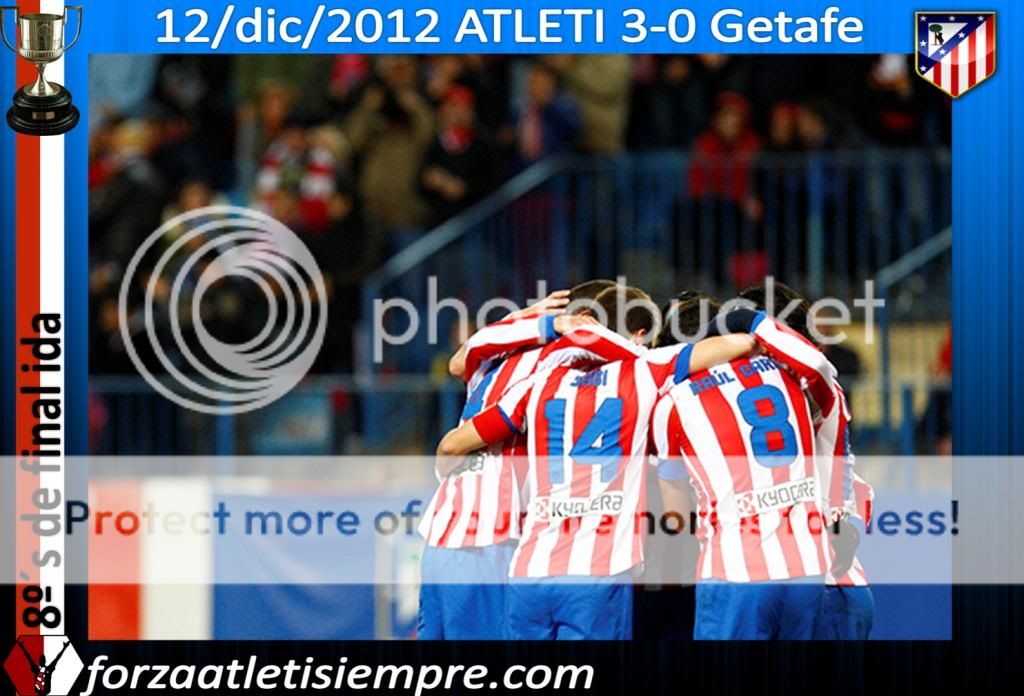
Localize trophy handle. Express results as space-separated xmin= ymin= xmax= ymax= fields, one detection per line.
xmin=63 ymin=5 xmax=82 ymax=51
xmin=0 ymin=6 xmax=18 ymax=54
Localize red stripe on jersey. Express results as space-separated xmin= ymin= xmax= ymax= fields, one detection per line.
xmin=548 ymin=377 xmax=599 ymax=576
xmin=780 ymin=372 xmax=827 ymax=575
xmin=473 ymin=406 xmax=517 ymax=444
xmin=425 ymin=476 xmax=450 ymax=541
xmin=631 ymin=475 xmax=647 ymax=570
xmin=494 ymin=440 xmax=518 ymax=539
xmin=732 ymin=361 xmax=803 ymax=579
xmin=617 ymin=364 xmax=640 ymax=466
xmin=542 ymin=327 xmax=642 ymax=364
xmin=696 ymin=374 xmax=770 ymax=580
xmin=853 ymin=476 xmax=875 ymax=525
xmin=463 ymin=473 xmax=484 ymax=545
xmin=676 ymin=407 xmax=724 ymax=580
xmin=590 ymin=364 xmax=639 ymax=576
xmin=780 ymin=374 xmax=815 ymax=480
xmin=435 ymin=481 xmax=464 ymax=548
xmin=464 ymin=314 xmax=544 ymax=381
xmin=570 ymin=382 xmax=599 ymax=497
xmin=487 ymin=352 xmax=524 ymax=405
xmin=513 ymin=368 xmax=566 ymax=576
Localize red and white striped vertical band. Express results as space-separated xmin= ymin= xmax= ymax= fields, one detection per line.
xmin=14 ymin=0 xmax=65 ymax=642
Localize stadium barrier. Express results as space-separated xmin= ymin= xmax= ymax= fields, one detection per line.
xmin=360 ymin=149 xmax=951 ymax=374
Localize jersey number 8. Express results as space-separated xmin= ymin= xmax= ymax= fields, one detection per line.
xmin=737 ymin=385 xmax=799 ymax=468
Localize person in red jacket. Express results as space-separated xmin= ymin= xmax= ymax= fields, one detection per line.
xmin=689 ymin=91 xmax=762 ymax=211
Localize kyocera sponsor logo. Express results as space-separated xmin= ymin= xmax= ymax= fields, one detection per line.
xmin=535 ymin=492 xmax=625 ymax=520
xmin=734 ymin=477 xmax=817 ymax=518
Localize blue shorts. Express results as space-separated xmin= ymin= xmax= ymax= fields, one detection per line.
xmin=814 ymin=585 xmax=875 ymax=640
xmin=507 ymin=574 xmax=633 ymax=640
xmin=695 ymin=577 xmax=825 ymax=640
xmin=417 ymin=542 xmax=515 ymax=640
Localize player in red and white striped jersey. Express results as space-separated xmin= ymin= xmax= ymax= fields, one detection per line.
xmin=736 ymin=282 xmax=875 ymax=639
xmin=418 ymin=282 xmax=642 ymax=639
xmin=420 ymin=306 xmax=643 ymax=548
xmin=652 ymin=302 xmax=840 ymax=639
xmin=437 ymin=286 xmax=758 ymax=639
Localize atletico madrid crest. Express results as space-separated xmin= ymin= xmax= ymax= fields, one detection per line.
xmin=916 ymin=12 xmax=996 ymax=97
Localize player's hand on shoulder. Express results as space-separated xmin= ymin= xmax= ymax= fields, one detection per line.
xmin=510 ymin=289 xmax=570 ymax=319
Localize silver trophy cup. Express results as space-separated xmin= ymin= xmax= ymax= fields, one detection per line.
xmin=1 ymin=5 xmax=81 ymax=135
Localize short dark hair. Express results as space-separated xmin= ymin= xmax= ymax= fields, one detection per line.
xmin=737 ymin=281 xmax=813 ymax=343
xmin=591 ymin=285 xmax=658 ymax=339
xmin=656 ymin=291 xmax=721 ymax=347
xmin=568 ymin=279 xmax=617 ymax=304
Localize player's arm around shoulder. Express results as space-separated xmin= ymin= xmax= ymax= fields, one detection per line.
xmin=688 ymin=334 xmax=758 ymax=374
xmin=450 ymin=290 xmax=572 ymax=380
xmin=435 ymin=373 xmax=533 ymax=476
xmin=710 ymin=307 xmax=839 ymax=414
xmin=642 ymin=334 xmax=756 ymax=391
xmin=435 ymin=419 xmax=491 ymax=477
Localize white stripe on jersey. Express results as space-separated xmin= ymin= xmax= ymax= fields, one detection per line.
xmin=419 ymin=349 xmax=539 ymax=548
xmin=504 ymin=355 xmax=665 ymax=578
xmin=421 ymin=324 xmax=646 ymax=550
xmin=657 ymin=359 xmax=828 ymax=582
xmin=564 ymin=370 xmax=618 ymax=575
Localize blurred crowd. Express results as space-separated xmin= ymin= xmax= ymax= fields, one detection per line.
xmin=89 ymin=54 xmax=950 ymax=375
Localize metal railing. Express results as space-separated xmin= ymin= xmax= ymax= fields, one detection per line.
xmin=359 ymin=149 xmax=952 ymax=373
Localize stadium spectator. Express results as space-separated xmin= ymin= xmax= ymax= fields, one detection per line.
xmin=507 ymin=61 xmax=582 ymax=166
xmin=860 ymin=54 xmax=940 ymax=146
xmin=343 ymin=56 xmax=435 ymax=244
xmin=420 ymin=86 xmax=502 ymax=224
xmin=542 ymin=55 xmax=633 ymax=154
xmin=255 ymin=120 xmax=352 ymax=234
xmin=236 ymin=80 xmax=300 ymax=192
xmin=424 ymin=55 xmax=507 ymax=131
xmin=89 ymin=120 xmax=167 ymax=261
xmin=765 ymin=101 xmax=802 ymax=155
xmin=86 ymin=53 xmax=952 ymax=387
xmin=647 ymin=56 xmax=709 ymax=150
xmin=694 ymin=54 xmax=752 ymax=101
xmin=327 ymin=55 xmax=373 ymax=112
xmin=689 ymin=91 xmax=762 ymax=213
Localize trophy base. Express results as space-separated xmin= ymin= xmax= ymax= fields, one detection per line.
xmin=7 ymin=84 xmax=80 ymax=136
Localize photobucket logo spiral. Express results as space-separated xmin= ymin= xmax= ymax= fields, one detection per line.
xmin=118 ymin=205 xmax=327 ymax=414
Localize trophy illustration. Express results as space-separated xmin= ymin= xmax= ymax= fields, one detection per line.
xmin=1 ymin=5 xmax=81 ymax=135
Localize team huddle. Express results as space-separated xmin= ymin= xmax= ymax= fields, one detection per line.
xmin=417 ymin=280 xmax=875 ymax=640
